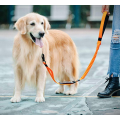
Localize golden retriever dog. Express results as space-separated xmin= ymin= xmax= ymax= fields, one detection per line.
xmin=10 ymin=13 xmax=79 ymax=103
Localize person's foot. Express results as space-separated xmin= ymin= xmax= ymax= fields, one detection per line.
xmin=97 ymin=77 xmax=120 ymax=98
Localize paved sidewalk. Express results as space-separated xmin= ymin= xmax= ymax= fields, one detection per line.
xmin=0 ymin=28 xmax=120 ymax=115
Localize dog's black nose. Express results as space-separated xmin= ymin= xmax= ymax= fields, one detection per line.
xmin=39 ymin=32 xmax=45 ymax=38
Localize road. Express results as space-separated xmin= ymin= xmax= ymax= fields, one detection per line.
xmin=0 ymin=28 xmax=120 ymax=115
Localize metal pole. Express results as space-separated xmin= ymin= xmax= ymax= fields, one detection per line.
xmin=74 ymin=5 xmax=80 ymax=27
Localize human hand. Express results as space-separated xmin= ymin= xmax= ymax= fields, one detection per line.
xmin=101 ymin=5 xmax=110 ymax=15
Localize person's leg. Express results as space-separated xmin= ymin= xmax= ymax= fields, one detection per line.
xmin=108 ymin=5 xmax=120 ymax=77
xmin=98 ymin=5 xmax=120 ymax=98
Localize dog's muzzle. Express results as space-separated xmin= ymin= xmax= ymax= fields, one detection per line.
xmin=30 ymin=33 xmax=44 ymax=48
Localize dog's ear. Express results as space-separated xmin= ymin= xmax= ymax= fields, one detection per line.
xmin=43 ymin=16 xmax=51 ymax=34
xmin=14 ymin=16 xmax=27 ymax=34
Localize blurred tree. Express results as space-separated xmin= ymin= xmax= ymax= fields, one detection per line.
xmin=0 ymin=5 xmax=9 ymax=24
xmin=0 ymin=5 xmax=115 ymax=27
xmin=81 ymin=5 xmax=90 ymax=23
xmin=70 ymin=5 xmax=90 ymax=27
xmin=70 ymin=5 xmax=114 ymax=28
xmin=109 ymin=5 xmax=114 ymax=15
xmin=33 ymin=5 xmax=50 ymax=16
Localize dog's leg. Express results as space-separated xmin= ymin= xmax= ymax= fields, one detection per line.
xmin=35 ymin=66 xmax=46 ymax=102
xmin=55 ymin=76 xmax=64 ymax=94
xmin=64 ymin=83 xmax=78 ymax=95
xmin=55 ymin=85 xmax=64 ymax=94
xmin=63 ymin=59 xmax=79 ymax=95
xmin=10 ymin=67 xmax=22 ymax=102
xmin=64 ymin=77 xmax=79 ymax=95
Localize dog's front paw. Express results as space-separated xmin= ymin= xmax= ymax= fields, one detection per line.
xmin=35 ymin=96 xmax=45 ymax=103
xmin=10 ymin=96 xmax=21 ymax=103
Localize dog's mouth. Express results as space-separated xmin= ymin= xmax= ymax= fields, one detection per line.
xmin=30 ymin=33 xmax=44 ymax=48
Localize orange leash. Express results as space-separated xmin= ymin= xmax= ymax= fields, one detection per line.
xmin=42 ymin=11 xmax=109 ymax=85
xmin=42 ymin=54 xmax=60 ymax=85
xmin=79 ymin=41 xmax=101 ymax=80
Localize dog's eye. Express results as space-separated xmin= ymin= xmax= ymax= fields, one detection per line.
xmin=41 ymin=22 xmax=43 ymax=25
xmin=30 ymin=22 xmax=35 ymax=26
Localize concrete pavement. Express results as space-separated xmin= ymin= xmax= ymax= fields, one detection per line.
xmin=0 ymin=28 xmax=120 ymax=115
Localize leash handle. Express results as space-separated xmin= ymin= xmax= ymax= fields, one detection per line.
xmin=98 ymin=11 xmax=109 ymax=41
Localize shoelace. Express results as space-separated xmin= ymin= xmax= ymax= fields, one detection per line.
xmin=104 ymin=77 xmax=112 ymax=84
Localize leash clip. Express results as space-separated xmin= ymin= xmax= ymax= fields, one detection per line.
xmin=41 ymin=53 xmax=48 ymax=67
xmin=41 ymin=53 xmax=46 ymax=62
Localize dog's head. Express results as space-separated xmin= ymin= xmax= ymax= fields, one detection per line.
xmin=14 ymin=13 xmax=51 ymax=48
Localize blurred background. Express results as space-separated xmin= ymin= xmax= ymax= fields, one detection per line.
xmin=0 ymin=5 xmax=114 ymax=29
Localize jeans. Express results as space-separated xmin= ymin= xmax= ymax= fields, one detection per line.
xmin=107 ymin=5 xmax=120 ymax=77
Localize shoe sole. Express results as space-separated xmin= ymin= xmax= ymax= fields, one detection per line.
xmin=97 ymin=89 xmax=120 ymax=98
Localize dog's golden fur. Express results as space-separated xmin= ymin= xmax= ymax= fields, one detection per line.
xmin=11 ymin=13 xmax=79 ymax=103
